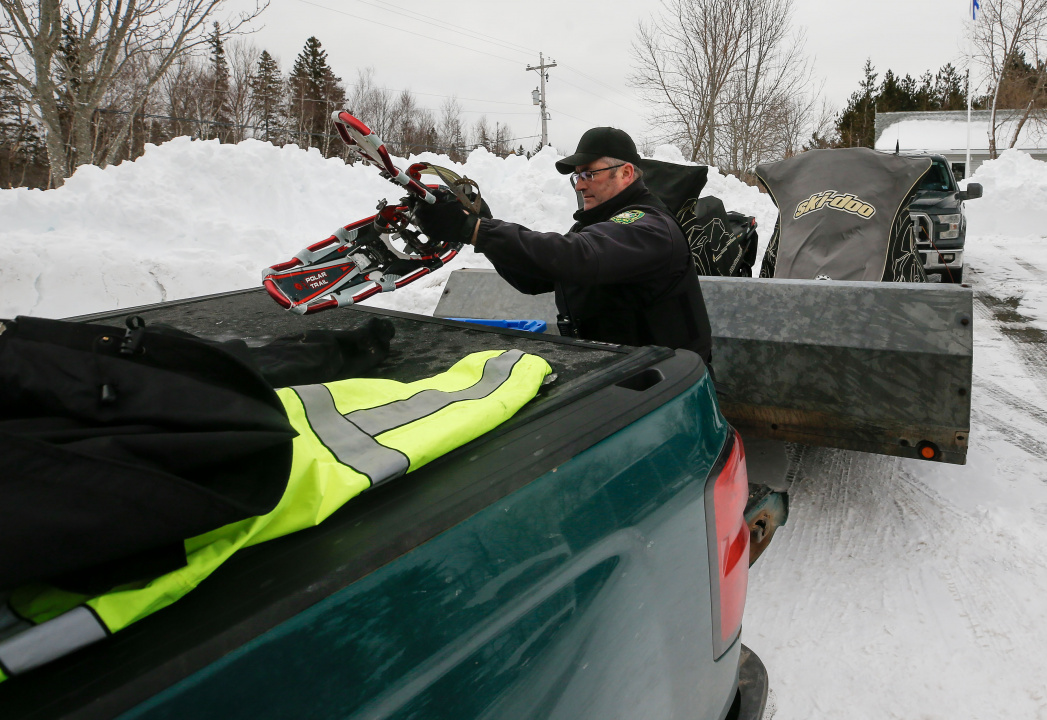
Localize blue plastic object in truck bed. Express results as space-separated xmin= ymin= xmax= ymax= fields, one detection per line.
xmin=448 ymin=318 xmax=547 ymax=333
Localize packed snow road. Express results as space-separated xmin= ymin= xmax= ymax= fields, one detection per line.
xmin=2 ymin=140 xmax=1046 ymax=719
xmin=749 ymin=249 xmax=1047 ymax=719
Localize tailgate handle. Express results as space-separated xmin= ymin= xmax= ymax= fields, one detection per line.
xmin=615 ymin=367 xmax=665 ymax=392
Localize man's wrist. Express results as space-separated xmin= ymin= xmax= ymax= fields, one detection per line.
xmin=469 ymin=216 xmax=482 ymax=245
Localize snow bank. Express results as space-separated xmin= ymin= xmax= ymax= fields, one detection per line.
xmin=0 ymin=138 xmax=772 ymax=319
xmin=0 ymin=138 xmax=394 ymax=319
xmin=966 ymin=149 xmax=1047 ymax=238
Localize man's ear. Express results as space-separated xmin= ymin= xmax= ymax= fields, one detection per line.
xmin=623 ymin=163 xmax=636 ymax=181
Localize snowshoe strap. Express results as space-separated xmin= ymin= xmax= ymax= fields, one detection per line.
xmin=425 ymin=164 xmax=484 ymax=215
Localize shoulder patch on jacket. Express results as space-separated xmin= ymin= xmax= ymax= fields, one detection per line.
xmin=610 ymin=210 xmax=645 ymax=224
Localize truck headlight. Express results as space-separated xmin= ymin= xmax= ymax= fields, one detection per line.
xmin=937 ymin=213 xmax=961 ymax=239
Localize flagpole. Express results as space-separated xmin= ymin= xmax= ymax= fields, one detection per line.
xmin=966 ymin=0 xmax=978 ymax=179
xmin=966 ymin=70 xmax=972 ymax=179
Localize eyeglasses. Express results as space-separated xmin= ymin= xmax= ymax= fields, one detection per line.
xmin=570 ymin=164 xmax=625 ymax=187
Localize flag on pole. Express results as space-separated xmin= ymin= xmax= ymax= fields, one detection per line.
xmin=972 ymin=0 xmax=980 ymax=21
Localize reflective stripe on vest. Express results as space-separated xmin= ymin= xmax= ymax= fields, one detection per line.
xmin=290 ymin=348 xmax=527 ymax=486
xmin=0 ymin=350 xmax=550 ymax=681
xmin=0 ymin=607 xmax=106 ymax=677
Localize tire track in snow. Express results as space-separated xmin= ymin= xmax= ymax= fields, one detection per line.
xmin=975 ymin=376 xmax=1047 ymax=428
xmin=970 ymin=272 xmax=1047 ymax=398
xmin=748 ymin=438 xmax=1047 ymax=718
xmin=972 ymin=405 xmax=1047 ymax=464
xmin=889 ymin=465 xmax=1046 ymax=663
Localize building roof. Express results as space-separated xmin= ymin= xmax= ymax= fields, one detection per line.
xmin=874 ymin=110 xmax=1047 ymax=154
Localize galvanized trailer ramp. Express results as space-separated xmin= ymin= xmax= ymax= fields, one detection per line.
xmin=435 ymin=269 xmax=974 ymax=465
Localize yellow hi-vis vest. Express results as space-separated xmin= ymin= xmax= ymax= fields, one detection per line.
xmin=0 ymin=349 xmax=551 ymax=682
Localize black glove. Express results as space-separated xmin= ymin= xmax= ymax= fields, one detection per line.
xmin=413 ymin=189 xmax=492 ymax=245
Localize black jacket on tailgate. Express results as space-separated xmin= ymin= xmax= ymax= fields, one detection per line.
xmin=0 ymin=315 xmax=393 ymax=594
xmin=474 ymin=179 xmax=713 ymax=364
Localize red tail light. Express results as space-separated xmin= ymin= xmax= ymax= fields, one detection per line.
xmin=707 ymin=430 xmax=750 ymax=659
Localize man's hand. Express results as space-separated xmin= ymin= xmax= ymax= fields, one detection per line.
xmin=413 ymin=188 xmax=492 ymax=245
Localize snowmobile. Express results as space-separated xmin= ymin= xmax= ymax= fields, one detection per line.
xmin=755 ymin=147 xmax=934 ymax=282
xmin=634 ymin=159 xmax=760 ymax=277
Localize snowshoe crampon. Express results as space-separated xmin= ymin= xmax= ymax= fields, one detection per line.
xmin=262 ymin=110 xmax=480 ymax=314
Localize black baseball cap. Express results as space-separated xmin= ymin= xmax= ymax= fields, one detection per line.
xmin=554 ymin=127 xmax=642 ymax=175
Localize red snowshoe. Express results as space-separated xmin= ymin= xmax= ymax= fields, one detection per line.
xmin=263 ymin=111 xmax=479 ymax=314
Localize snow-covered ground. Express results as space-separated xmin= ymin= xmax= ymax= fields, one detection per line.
xmin=2 ymin=141 xmax=1046 ymax=718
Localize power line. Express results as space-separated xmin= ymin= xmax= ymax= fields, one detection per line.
xmin=559 ymin=62 xmax=640 ymax=106
xmin=553 ymin=75 xmax=643 ymax=117
xmin=408 ymin=89 xmax=533 ymax=107
xmin=290 ymin=0 xmax=620 ymax=137
xmin=294 ymin=0 xmax=523 ymax=66
xmin=346 ymin=0 xmax=536 ymax=58
xmin=546 ymin=106 xmax=595 ymax=124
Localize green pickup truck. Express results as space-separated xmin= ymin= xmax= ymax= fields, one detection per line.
xmin=0 ymin=289 xmax=767 ymax=720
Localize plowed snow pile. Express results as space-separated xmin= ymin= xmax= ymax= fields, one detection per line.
xmin=3 ymin=140 xmax=1047 ymax=719
xmin=0 ymin=138 xmax=774 ymax=318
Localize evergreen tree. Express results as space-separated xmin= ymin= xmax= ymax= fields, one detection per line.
xmin=55 ymin=15 xmax=84 ymax=167
xmin=913 ymin=70 xmax=937 ymax=110
xmin=995 ymin=51 xmax=1044 ymax=110
xmin=287 ymin=37 xmax=344 ymax=154
xmin=802 ymin=130 xmax=835 ymax=152
xmin=58 ymin=15 xmax=83 ymax=97
xmin=824 ymin=60 xmax=973 ymax=152
xmin=836 ymin=59 xmax=878 ymax=148
xmin=1 ymin=54 xmax=45 ymax=187
xmin=206 ymin=23 xmax=232 ymax=141
xmin=474 ymin=116 xmax=491 ymax=151
xmin=251 ymin=50 xmax=284 ymax=143
xmin=877 ymin=70 xmax=918 ymax=113
xmin=933 ymin=64 xmax=967 ymax=110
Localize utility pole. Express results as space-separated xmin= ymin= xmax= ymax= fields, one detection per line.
xmin=527 ymin=52 xmax=557 ymax=147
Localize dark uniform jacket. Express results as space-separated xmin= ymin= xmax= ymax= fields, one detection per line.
xmin=474 ymin=179 xmax=713 ymax=364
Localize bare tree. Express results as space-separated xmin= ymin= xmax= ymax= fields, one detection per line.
xmin=493 ymin=120 xmax=511 ymax=157
xmin=472 ymin=114 xmax=492 ymax=151
xmin=227 ymin=39 xmax=259 ymax=142
xmin=631 ymin=0 xmax=751 ymax=162
xmin=630 ymin=0 xmax=813 ymax=172
xmin=719 ymin=0 xmax=813 ymax=176
xmin=970 ymin=0 xmax=1047 ymax=157
xmin=411 ymin=106 xmax=438 ymax=155
xmin=0 ymin=0 xmax=267 ymax=186
xmin=347 ymin=66 xmax=392 ymax=144
xmin=160 ymin=55 xmax=207 ymax=139
xmin=439 ymin=96 xmax=465 ymax=162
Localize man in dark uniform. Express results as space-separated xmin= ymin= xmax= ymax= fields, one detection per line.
xmin=415 ymin=127 xmax=713 ymax=365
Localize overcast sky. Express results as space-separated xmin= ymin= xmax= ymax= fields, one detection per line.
xmin=232 ymin=0 xmax=978 ymax=154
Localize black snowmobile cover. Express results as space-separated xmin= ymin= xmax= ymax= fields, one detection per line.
xmin=756 ymin=148 xmax=932 ymax=282
xmin=638 ymin=158 xmax=755 ymax=277
xmin=0 ymin=316 xmax=297 ymax=593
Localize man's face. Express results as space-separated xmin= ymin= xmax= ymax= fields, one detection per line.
xmin=573 ymin=160 xmax=633 ymax=210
